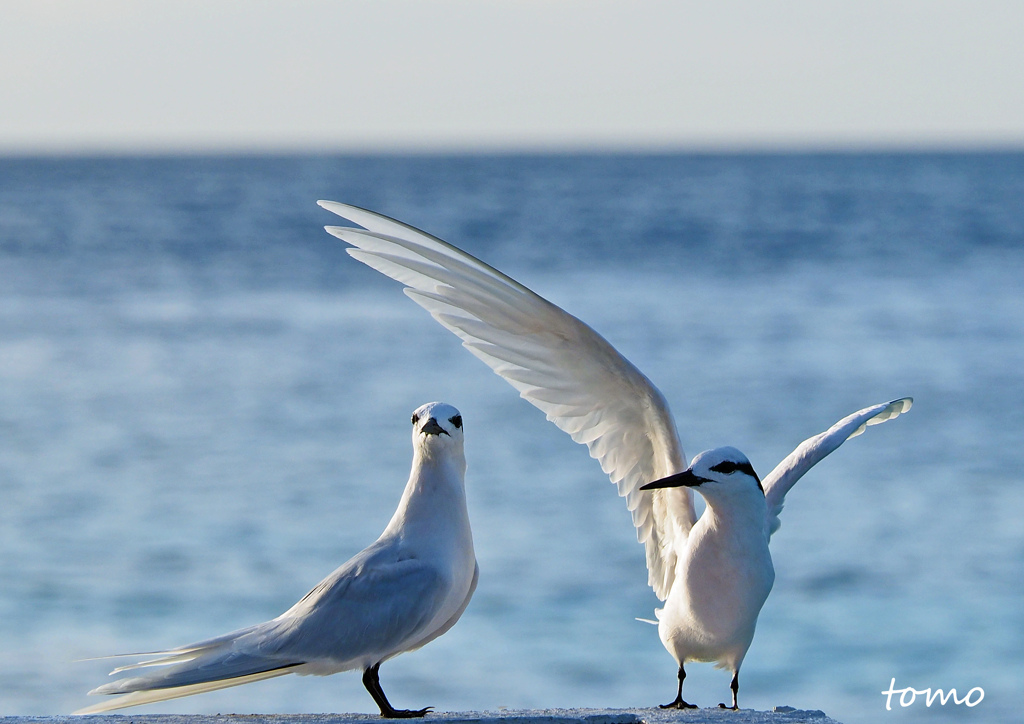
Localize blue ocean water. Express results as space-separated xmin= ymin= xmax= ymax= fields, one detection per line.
xmin=0 ymin=154 xmax=1022 ymax=724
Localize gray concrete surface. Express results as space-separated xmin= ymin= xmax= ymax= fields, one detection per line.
xmin=1 ymin=707 xmax=840 ymax=724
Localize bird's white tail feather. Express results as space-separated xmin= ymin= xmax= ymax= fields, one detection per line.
xmin=109 ymin=649 xmax=204 ymax=674
xmin=74 ymin=667 xmax=295 ymax=714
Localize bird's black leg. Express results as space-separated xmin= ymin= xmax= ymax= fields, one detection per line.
xmin=659 ymin=664 xmax=698 ymax=709
xmin=362 ymin=663 xmax=432 ymax=719
xmin=718 ymin=671 xmax=739 ymax=710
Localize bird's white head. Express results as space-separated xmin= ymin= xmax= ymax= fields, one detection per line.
xmin=410 ymin=401 xmax=465 ymax=463
xmin=640 ymin=446 xmax=764 ymax=506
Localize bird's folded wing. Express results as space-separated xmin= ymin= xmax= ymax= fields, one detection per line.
xmin=319 ymin=201 xmax=695 ymax=600
xmin=762 ymin=397 xmax=913 ymax=535
xmin=264 ymin=552 xmax=452 ymax=662
xmin=90 ymin=624 xmax=266 ymax=675
xmin=77 ymin=626 xmax=303 ymax=713
xmin=78 ymin=555 xmax=450 ymax=714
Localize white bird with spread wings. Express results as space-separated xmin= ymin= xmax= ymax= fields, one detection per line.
xmin=319 ymin=201 xmax=911 ymax=710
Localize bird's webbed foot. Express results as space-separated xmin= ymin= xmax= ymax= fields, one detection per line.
xmin=380 ymin=706 xmax=433 ymax=719
xmin=363 ymin=663 xmax=433 ymax=719
xmin=659 ymin=695 xmax=698 ymax=710
xmin=717 ymin=670 xmax=740 ymax=710
xmin=660 ymin=664 xmax=698 ymax=709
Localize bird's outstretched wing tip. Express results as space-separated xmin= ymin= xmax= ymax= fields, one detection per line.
xmin=318 ymin=200 xmax=379 ymax=225
xmin=849 ymin=396 xmax=913 ymax=438
xmin=324 ymin=224 xmax=353 ymax=239
xmin=317 ymin=199 xmax=347 ymax=212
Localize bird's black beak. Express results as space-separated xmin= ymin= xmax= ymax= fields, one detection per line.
xmin=421 ymin=418 xmax=449 ymax=436
xmin=640 ymin=469 xmax=707 ymax=490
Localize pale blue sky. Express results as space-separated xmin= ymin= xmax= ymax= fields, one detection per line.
xmin=2 ymin=0 xmax=1023 ymax=152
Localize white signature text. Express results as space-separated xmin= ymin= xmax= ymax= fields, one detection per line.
xmin=882 ymin=678 xmax=984 ymax=710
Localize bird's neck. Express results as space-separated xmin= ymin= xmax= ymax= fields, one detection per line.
xmin=701 ymin=493 xmax=771 ymax=543
xmin=383 ymin=450 xmax=471 ymax=548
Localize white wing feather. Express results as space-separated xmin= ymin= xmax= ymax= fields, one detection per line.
xmin=76 ymin=541 xmax=456 ymax=714
xmin=74 ymin=668 xmax=296 ymax=714
xmin=319 ymin=201 xmax=695 ymax=599
xmin=762 ymin=397 xmax=913 ymax=535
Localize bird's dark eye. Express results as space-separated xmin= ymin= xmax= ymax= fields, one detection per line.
xmin=411 ymin=413 xmax=420 ymax=425
xmin=710 ymin=459 xmax=761 ymax=489
xmin=449 ymin=415 xmax=462 ymax=429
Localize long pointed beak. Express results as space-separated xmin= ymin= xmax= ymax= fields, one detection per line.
xmin=640 ymin=469 xmax=707 ymax=490
xmin=421 ymin=418 xmax=449 ymax=436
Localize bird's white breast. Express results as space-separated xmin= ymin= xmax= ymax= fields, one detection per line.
xmin=659 ymin=512 xmax=774 ymax=667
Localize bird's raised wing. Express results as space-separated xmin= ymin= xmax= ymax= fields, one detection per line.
xmin=762 ymin=397 xmax=913 ymax=536
xmin=319 ymin=201 xmax=695 ymax=599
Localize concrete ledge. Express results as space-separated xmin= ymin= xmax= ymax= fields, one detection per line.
xmin=1 ymin=708 xmax=840 ymax=724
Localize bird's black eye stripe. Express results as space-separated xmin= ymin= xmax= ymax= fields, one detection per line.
xmin=411 ymin=413 xmax=420 ymax=425
xmin=710 ymin=460 xmax=762 ymax=484
xmin=449 ymin=415 xmax=462 ymax=429
xmin=737 ymin=461 xmax=759 ymax=481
